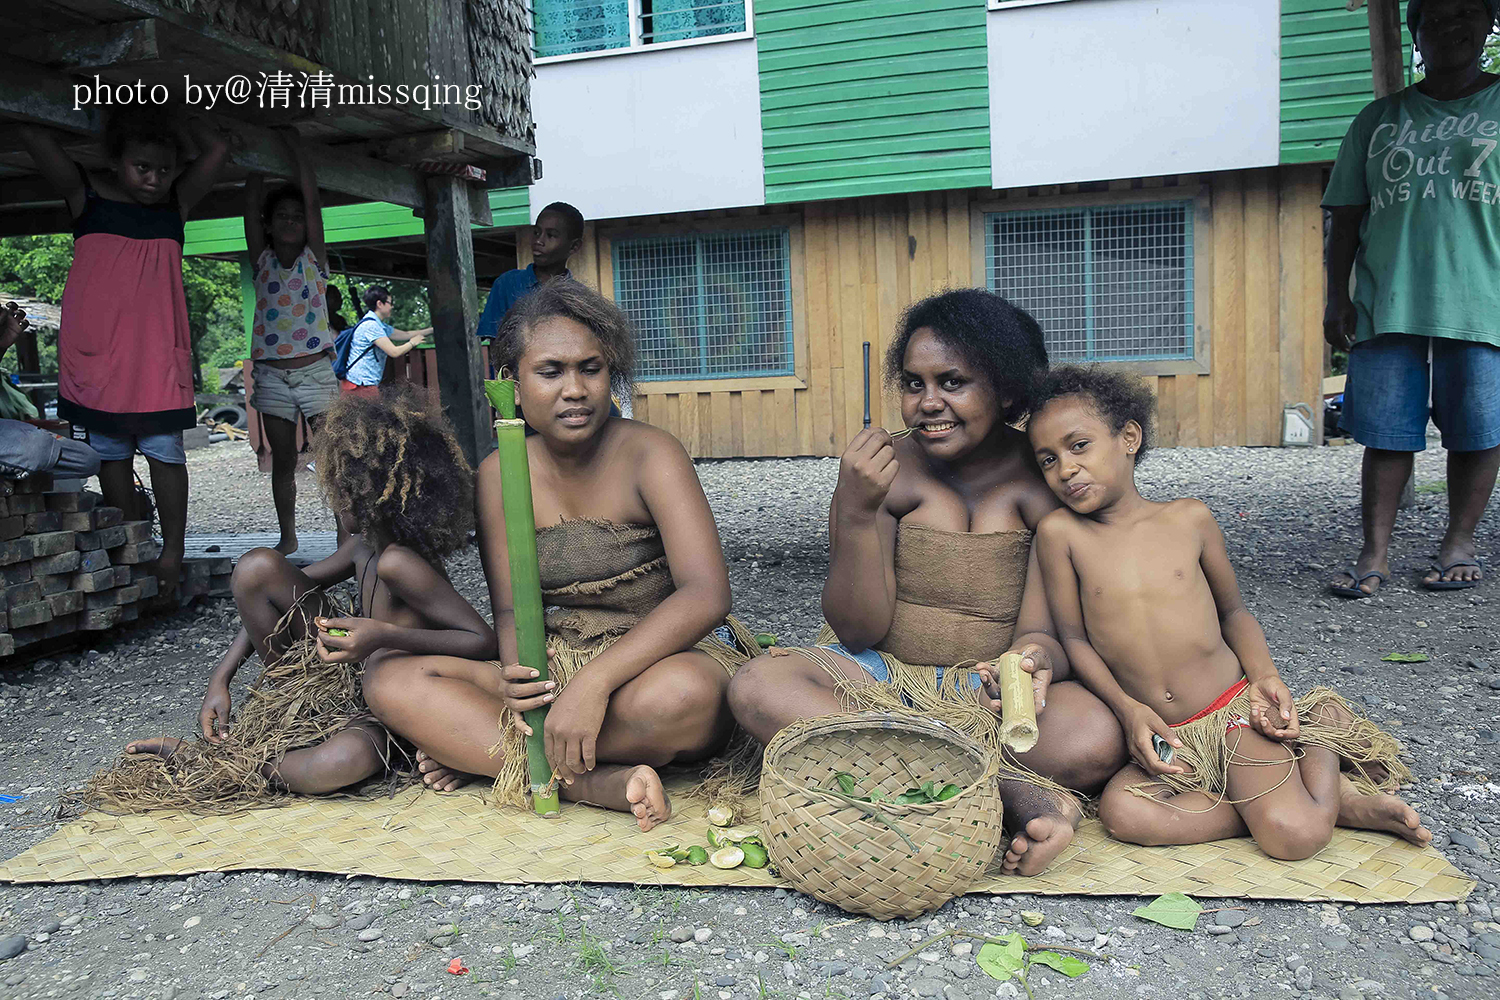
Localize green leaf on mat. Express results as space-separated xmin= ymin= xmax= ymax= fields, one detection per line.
xmin=1028 ymin=950 xmax=1090 ymax=977
xmin=976 ymin=935 xmax=1026 ymax=981
xmin=1380 ymin=652 xmax=1430 ymax=663
xmin=834 ymin=772 xmax=857 ymax=795
xmin=1132 ymin=892 xmax=1203 ymax=931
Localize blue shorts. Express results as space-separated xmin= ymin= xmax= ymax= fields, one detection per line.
xmin=820 ymin=643 xmax=985 ymax=691
xmin=86 ymin=429 xmax=187 ymax=465
xmin=1343 ymin=335 xmax=1500 ymax=452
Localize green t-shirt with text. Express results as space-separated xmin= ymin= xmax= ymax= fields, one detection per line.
xmin=1323 ymin=79 xmax=1500 ymax=348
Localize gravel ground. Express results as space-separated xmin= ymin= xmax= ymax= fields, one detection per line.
xmin=1 ymin=438 xmax=1498 ymax=1000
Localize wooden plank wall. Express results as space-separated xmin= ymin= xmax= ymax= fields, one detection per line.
xmin=540 ymin=166 xmax=1326 ymax=458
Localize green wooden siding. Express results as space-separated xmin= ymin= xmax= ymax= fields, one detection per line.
xmin=1282 ymin=0 xmax=1413 ymax=164
xmin=756 ymin=0 xmax=989 ymax=203
xmin=183 ymin=187 xmax=531 ymax=256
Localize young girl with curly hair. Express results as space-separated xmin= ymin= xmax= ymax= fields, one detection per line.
xmin=89 ymin=388 xmax=494 ymax=809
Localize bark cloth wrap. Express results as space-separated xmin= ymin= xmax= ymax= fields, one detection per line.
xmin=1136 ymin=683 xmax=1410 ymax=807
xmin=490 ymin=518 xmax=759 ymax=809
xmin=790 ymin=523 xmax=1077 ymax=805
xmin=77 ymin=595 xmax=403 ymax=815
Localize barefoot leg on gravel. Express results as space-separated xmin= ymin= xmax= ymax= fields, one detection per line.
xmin=124 ymin=736 xmax=185 ymax=758
xmin=1336 ymin=774 xmax=1431 ymax=846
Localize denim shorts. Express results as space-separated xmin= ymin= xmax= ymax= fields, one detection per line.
xmin=249 ymin=360 xmax=338 ymax=422
xmin=1343 ymin=335 xmax=1500 ymax=452
xmin=87 ymin=429 xmax=186 ymax=465
xmin=819 ymin=643 xmax=984 ymax=691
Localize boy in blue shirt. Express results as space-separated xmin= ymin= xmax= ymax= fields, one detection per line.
xmin=476 ymin=202 xmax=584 ymax=341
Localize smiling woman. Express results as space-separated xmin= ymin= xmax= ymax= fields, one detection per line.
xmin=726 ymin=288 xmax=1130 ymax=879
xmin=360 ymin=278 xmax=760 ymax=831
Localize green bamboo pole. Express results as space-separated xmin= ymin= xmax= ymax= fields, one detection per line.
xmin=483 ymin=379 xmax=561 ymax=817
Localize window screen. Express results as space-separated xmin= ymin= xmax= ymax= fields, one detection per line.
xmin=985 ymin=201 xmax=1194 ymax=362
xmin=641 ymin=0 xmax=747 ymax=44
xmin=533 ymin=1 xmax=746 ymax=58
xmin=614 ymin=229 xmax=795 ymax=381
xmin=533 ymin=1 xmax=630 ymax=58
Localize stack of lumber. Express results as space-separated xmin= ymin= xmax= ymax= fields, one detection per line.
xmin=0 ymin=476 xmax=161 ymax=657
xmin=180 ymin=557 xmax=235 ymax=603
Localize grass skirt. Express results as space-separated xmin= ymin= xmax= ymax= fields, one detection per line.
xmin=1136 ymin=686 xmax=1410 ymax=805
xmin=489 ymin=615 xmax=762 ymax=809
xmin=74 ymin=600 xmax=406 ymax=815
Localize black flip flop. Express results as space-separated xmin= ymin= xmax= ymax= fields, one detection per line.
xmin=1421 ymin=558 xmax=1484 ymax=591
xmin=1330 ymin=567 xmax=1388 ymax=599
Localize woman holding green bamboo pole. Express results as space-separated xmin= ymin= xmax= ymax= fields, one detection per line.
xmin=361 ymin=279 xmax=755 ymax=830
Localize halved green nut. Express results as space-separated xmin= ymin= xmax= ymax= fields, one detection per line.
xmin=645 ymin=852 xmax=677 ymax=869
xmin=709 ymin=846 xmax=744 ymax=870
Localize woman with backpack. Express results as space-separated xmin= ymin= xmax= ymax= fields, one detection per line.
xmin=244 ymin=127 xmax=337 ymax=556
xmin=337 ymin=285 xmax=430 ymax=399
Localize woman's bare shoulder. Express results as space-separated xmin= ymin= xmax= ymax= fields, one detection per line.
xmin=613 ymin=417 xmax=694 ymax=465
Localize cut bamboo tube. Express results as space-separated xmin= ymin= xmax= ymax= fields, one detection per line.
xmin=995 ymin=652 xmax=1039 ymax=753
xmin=484 ymin=378 xmax=560 ymax=817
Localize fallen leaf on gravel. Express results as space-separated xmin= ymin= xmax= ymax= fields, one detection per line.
xmin=1029 ymin=950 xmax=1090 ymax=977
xmin=1381 ymin=652 xmax=1430 ymax=663
xmin=1132 ymin=892 xmax=1202 ymax=931
xmin=976 ymin=935 xmax=1025 ymax=980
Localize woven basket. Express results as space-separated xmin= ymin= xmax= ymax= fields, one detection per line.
xmin=759 ymin=712 xmax=1004 ymax=920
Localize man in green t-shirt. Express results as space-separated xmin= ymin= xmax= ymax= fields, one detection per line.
xmin=1323 ymin=0 xmax=1500 ymax=598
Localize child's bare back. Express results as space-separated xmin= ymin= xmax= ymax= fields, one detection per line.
xmin=1040 ymin=497 xmax=1243 ymax=725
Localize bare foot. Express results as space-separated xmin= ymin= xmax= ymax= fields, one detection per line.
xmin=1337 ymin=778 xmax=1430 ymax=846
xmin=624 ymin=766 xmax=671 ymax=832
xmin=1001 ymin=813 xmax=1076 ymax=876
xmin=124 ymin=736 xmax=184 ymax=758
xmin=274 ymin=535 xmax=299 ymax=556
xmin=416 ymin=749 xmax=472 ymax=792
xmin=561 ymin=764 xmax=672 ymax=831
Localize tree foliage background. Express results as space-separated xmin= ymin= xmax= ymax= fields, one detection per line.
xmin=0 ymin=235 xmax=431 ymax=388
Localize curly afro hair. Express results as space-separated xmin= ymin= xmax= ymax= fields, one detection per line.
xmin=884 ymin=288 xmax=1049 ymax=425
xmin=313 ymin=386 xmax=474 ymax=565
xmin=493 ymin=277 xmax=636 ymax=397
xmin=1031 ymin=365 xmax=1157 ymax=464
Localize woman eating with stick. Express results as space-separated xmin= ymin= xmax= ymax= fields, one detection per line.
xmin=361 ymin=279 xmax=756 ymax=830
xmin=728 ymin=289 xmax=1129 ymax=876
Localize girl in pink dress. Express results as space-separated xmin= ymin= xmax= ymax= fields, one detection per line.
xmin=22 ymin=111 xmax=231 ymax=607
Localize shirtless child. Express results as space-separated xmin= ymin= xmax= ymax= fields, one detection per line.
xmin=1028 ymin=366 xmax=1430 ymax=858
xmin=112 ymin=389 xmax=495 ymax=801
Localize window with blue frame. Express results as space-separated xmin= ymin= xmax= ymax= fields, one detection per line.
xmin=614 ymin=229 xmax=794 ymax=381
xmin=985 ymin=201 xmax=1195 ymax=363
xmin=532 ymin=0 xmax=748 ymax=59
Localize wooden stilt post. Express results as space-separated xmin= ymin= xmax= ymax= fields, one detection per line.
xmin=422 ymin=174 xmax=491 ymax=466
xmin=1367 ymin=0 xmax=1406 ymax=99
xmin=1367 ymin=0 xmax=1417 ymax=504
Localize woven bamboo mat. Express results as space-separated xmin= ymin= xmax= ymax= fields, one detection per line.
xmin=0 ymin=783 xmax=1472 ymax=904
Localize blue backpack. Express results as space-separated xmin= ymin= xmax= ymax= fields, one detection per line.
xmin=332 ymin=320 xmax=376 ymax=381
